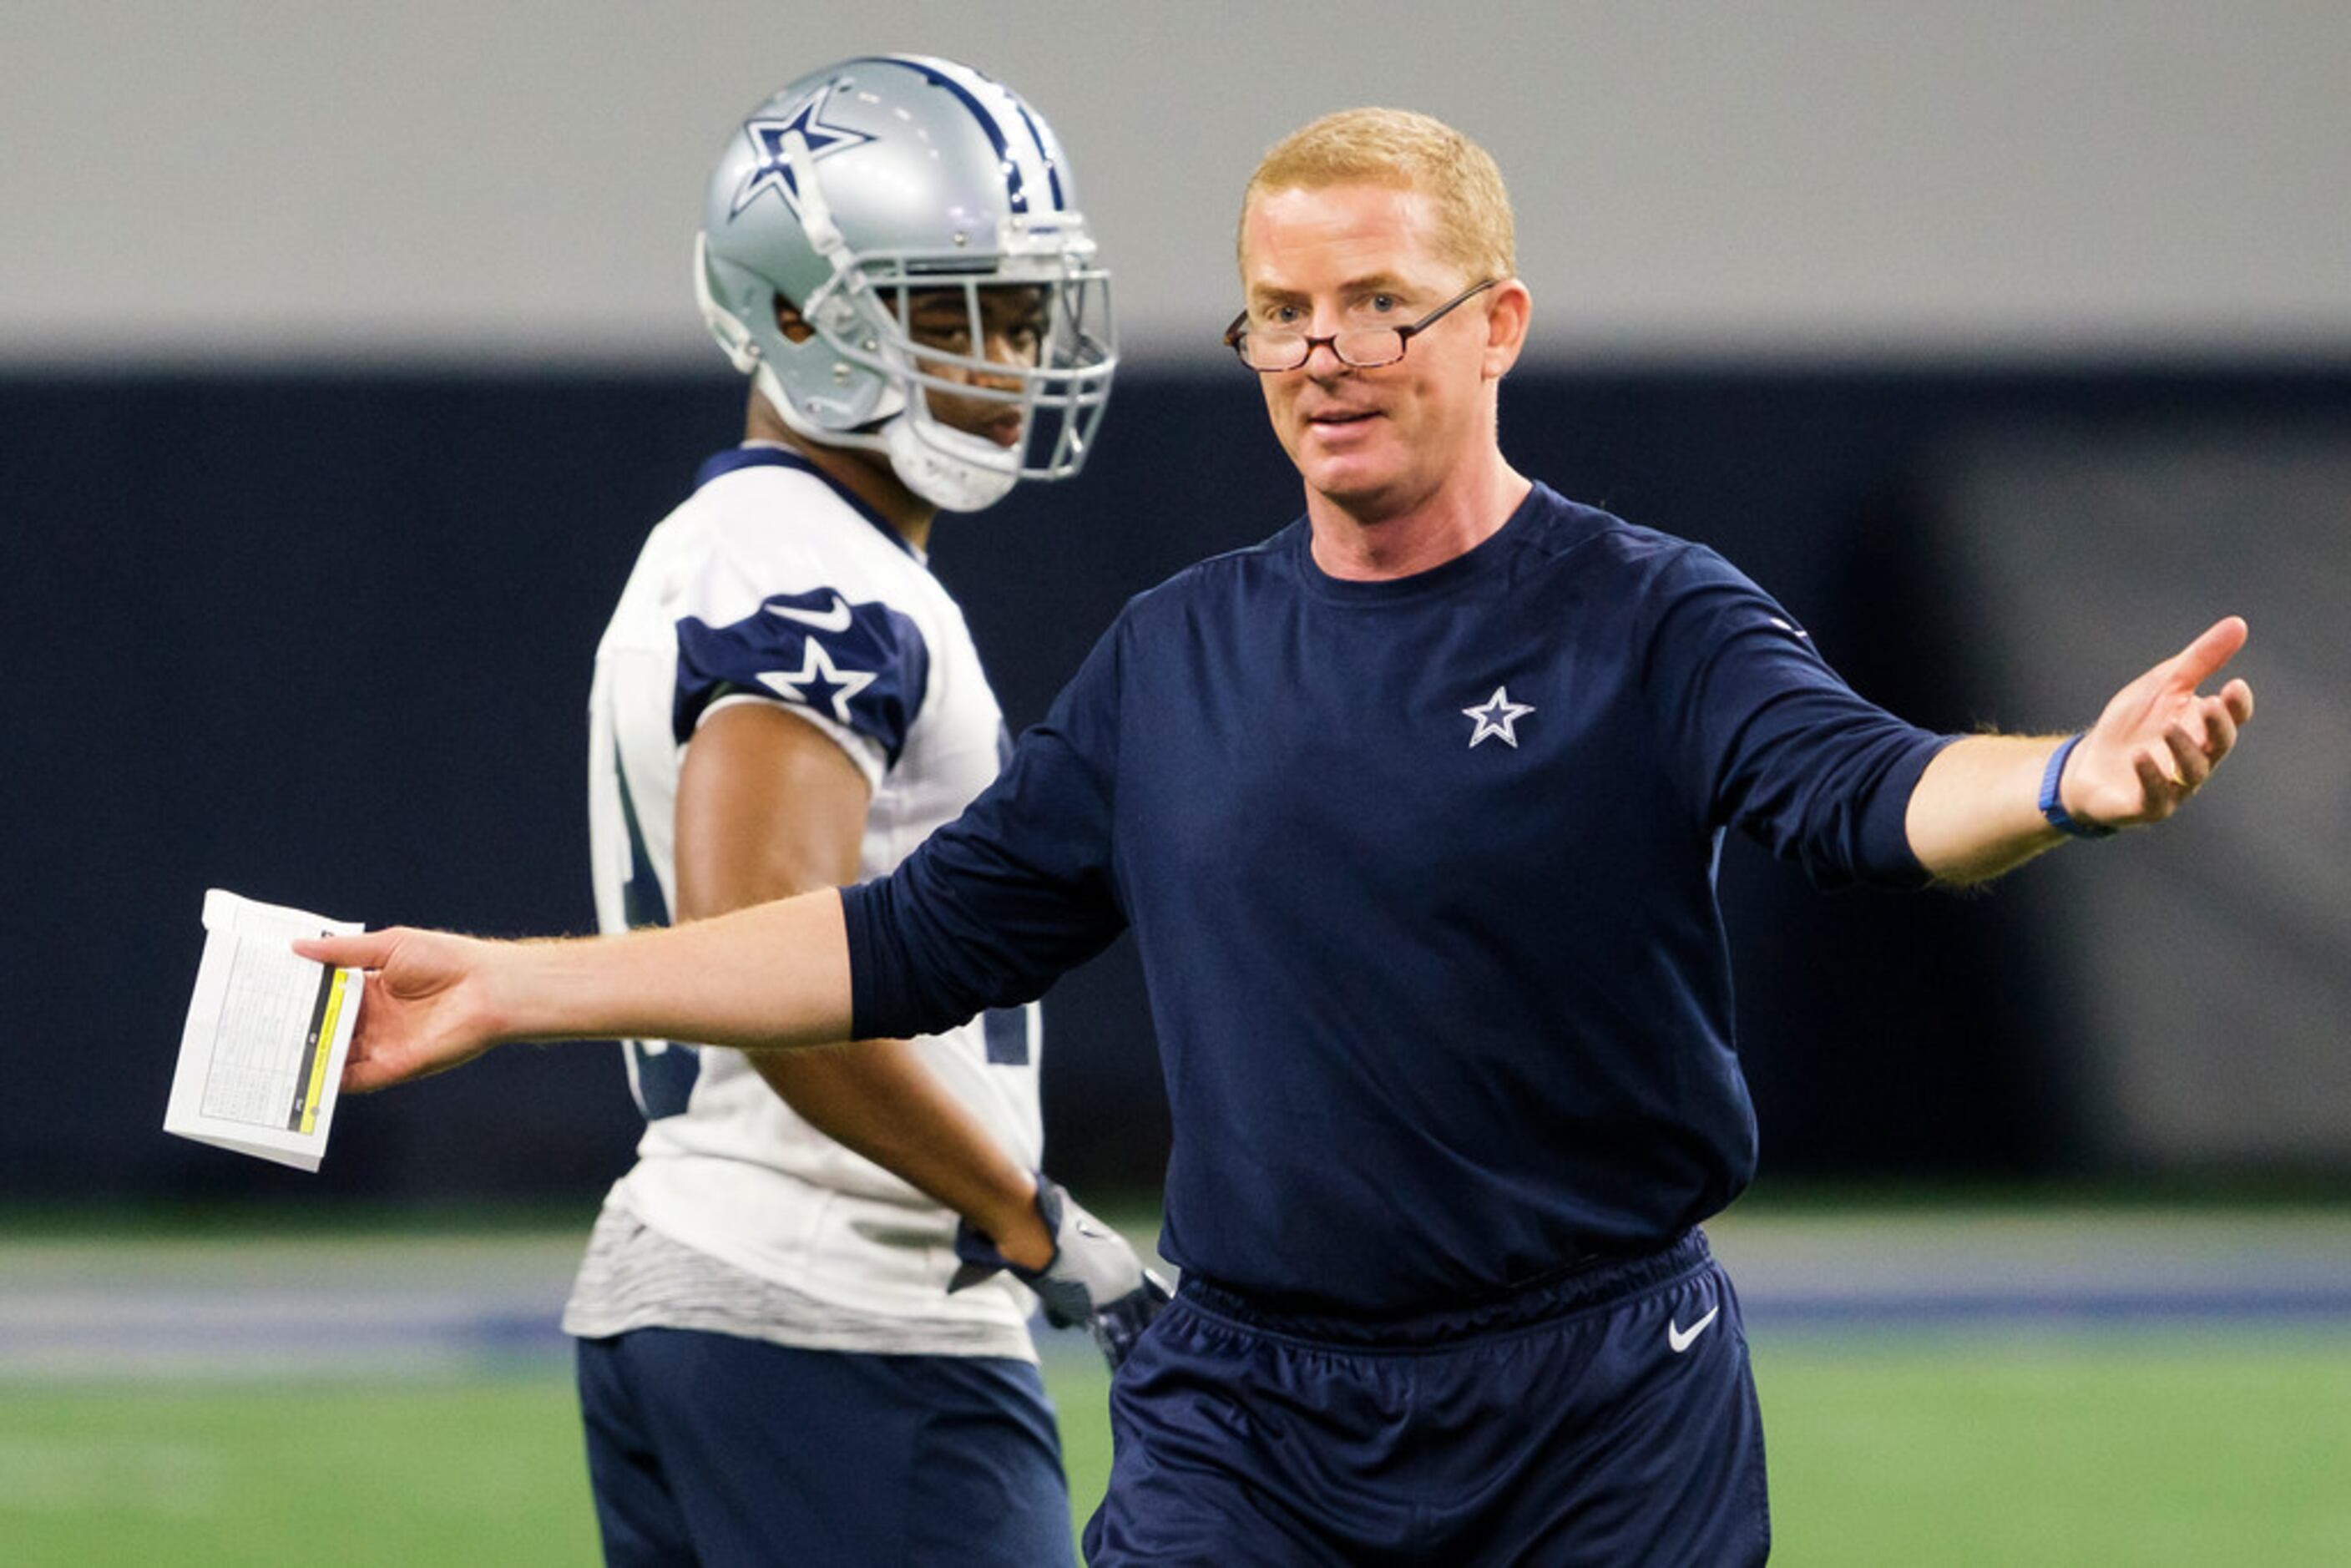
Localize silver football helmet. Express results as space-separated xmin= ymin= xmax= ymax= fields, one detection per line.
xmin=696 ymin=55 xmax=1116 ymax=513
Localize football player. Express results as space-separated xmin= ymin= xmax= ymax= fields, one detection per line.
xmin=564 ymin=55 xmax=1156 ymax=1566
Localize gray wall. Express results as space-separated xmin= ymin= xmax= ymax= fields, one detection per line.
xmin=7 ymin=3 xmax=2348 ymax=365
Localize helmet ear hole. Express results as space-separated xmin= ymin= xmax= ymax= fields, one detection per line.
xmin=773 ymin=295 xmax=817 ymax=345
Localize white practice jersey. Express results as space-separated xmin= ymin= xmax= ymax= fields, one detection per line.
xmin=581 ymin=444 xmax=1041 ymax=1355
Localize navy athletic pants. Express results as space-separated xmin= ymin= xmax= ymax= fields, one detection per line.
xmin=1084 ymin=1229 xmax=1768 ymax=1565
xmin=574 ymin=1328 xmax=1074 ymax=1567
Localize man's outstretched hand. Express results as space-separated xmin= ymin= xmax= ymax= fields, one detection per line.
xmin=2061 ymin=615 xmax=2256 ymax=831
xmin=293 ymin=927 xmax=508 ymax=1092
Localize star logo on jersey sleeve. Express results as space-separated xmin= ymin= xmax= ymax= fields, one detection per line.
xmin=757 ymin=637 xmax=877 ymax=726
xmin=731 ymin=87 xmax=879 ymax=218
xmin=1463 ymin=686 xmax=1535 ymax=749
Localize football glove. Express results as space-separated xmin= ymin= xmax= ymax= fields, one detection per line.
xmin=949 ymin=1176 xmax=1171 ymax=1368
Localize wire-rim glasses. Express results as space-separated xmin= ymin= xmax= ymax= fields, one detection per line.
xmin=1221 ymin=278 xmax=1500 ymax=372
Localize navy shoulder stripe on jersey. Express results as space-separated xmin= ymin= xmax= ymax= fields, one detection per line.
xmin=674 ymin=585 xmax=931 ymax=762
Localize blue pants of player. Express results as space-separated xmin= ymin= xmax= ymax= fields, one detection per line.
xmin=1085 ymin=1229 xmax=1768 ymax=1565
xmin=575 ymin=1328 xmax=1075 ymax=1567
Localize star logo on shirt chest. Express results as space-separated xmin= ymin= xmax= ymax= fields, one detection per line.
xmin=1463 ymin=685 xmax=1534 ymax=749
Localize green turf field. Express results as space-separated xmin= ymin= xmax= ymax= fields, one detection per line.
xmin=4 ymin=1212 xmax=2351 ymax=1568
xmin=1757 ymin=1335 xmax=2351 ymax=1562
xmin=8 ymin=1338 xmax=2351 ymax=1564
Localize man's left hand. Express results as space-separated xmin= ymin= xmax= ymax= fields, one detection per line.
xmin=2062 ymin=615 xmax=2256 ymax=830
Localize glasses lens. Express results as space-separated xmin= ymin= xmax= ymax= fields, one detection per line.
xmin=1240 ymin=332 xmax=1304 ymax=371
xmin=1333 ymin=329 xmax=1405 ymax=367
xmin=1238 ymin=329 xmax=1414 ymax=371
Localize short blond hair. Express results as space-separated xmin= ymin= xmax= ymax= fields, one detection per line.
xmin=1240 ymin=108 xmax=1517 ymax=283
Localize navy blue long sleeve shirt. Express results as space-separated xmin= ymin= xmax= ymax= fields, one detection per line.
xmin=845 ymin=484 xmax=1950 ymax=1314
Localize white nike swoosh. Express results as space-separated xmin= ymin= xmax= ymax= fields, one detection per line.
xmin=1668 ymin=1305 xmax=1721 ymax=1353
xmin=766 ymin=594 xmax=853 ymax=633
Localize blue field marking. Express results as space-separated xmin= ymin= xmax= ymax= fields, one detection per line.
xmin=1711 ymin=1206 xmax=2351 ymax=1334
xmin=11 ymin=1280 xmax=2351 ymax=1383
xmin=0 ymin=1289 xmax=575 ymax=1380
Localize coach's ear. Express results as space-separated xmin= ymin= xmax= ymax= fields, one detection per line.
xmin=1482 ymin=279 xmax=1530 ymax=382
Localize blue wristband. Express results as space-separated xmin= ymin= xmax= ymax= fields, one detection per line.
xmin=2039 ymin=732 xmax=2115 ymax=840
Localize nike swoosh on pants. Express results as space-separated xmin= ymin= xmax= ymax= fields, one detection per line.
xmin=1667 ymin=1305 xmax=1720 ymax=1353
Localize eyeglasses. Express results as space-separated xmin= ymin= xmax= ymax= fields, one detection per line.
xmin=1221 ymin=278 xmax=1500 ymax=372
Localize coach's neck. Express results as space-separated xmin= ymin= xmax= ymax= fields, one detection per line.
xmin=1307 ymin=445 xmax=1531 ymax=583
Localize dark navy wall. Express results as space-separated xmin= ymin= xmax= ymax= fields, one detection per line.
xmin=8 ymin=365 xmax=2344 ymax=1201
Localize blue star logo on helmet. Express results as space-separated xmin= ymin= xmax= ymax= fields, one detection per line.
xmin=730 ymin=86 xmax=877 ymax=220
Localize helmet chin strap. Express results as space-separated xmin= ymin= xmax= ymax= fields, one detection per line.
xmin=748 ymin=360 xmax=1019 ymax=515
xmin=885 ymin=416 xmax=1020 ymax=512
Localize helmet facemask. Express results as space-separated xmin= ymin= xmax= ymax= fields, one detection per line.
xmin=819 ymin=250 xmax=1115 ymax=513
